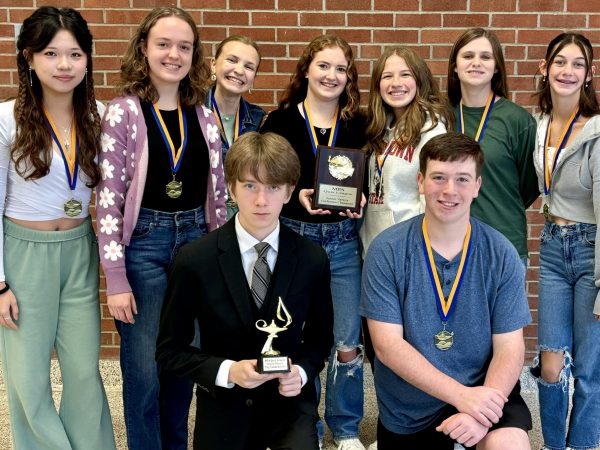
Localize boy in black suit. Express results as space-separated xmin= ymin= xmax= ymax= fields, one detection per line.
xmin=156 ymin=132 xmax=333 ymax=450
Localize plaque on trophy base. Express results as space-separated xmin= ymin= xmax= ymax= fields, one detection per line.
xmin=256 ymin=297 xmax=293 ymax=374
xmin=257 ymin=354 xmax=290 ymax=374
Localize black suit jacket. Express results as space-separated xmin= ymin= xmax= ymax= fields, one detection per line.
xmin=156 ymin=219 xmax=333 ymax=431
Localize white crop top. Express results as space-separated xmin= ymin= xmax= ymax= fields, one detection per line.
xmin=0 ymin=100 xmax=105 ymax=280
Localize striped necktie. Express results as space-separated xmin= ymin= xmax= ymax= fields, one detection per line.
xmin=251 ymin=242 xmax=271 ymax=308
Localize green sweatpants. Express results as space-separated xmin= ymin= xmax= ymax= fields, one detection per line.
xmin=0 ymin=218 xmax=116 ymax=450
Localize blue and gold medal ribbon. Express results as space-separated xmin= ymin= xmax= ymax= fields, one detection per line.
xmin=375 ymin=139 xmax=399 ymax=180
xmin=421 ymin=217 xmax=472 ymax=322
xmin=211 ymin=90 xmax=241 ymax=150
xmin=543 ymin=109 xmax=580 ymax=195
xmin=302 ymin=100 xmax=340 ymax=155
xmin=457 ymin=92 xmax=496 ymax=143
xmin=43 ymin=108 xmax=78 ymax=191
xmin=150 ymin=100 xmax=188 ymax=175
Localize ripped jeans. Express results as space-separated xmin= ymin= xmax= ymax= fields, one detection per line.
xmin=531 ymin=221 xmax=600 ymax=450
xmin=280 ymin=217 xmax=364 ymax=441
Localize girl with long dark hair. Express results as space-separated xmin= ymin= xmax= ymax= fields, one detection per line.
xmin=0 ymin=6 xmax=115 ymax=449
xmin=532 ymin=32 xmax=600 ymax=450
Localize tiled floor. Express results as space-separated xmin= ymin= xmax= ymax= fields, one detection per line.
xmin=1 ymin=361 xmax=595 ymax=450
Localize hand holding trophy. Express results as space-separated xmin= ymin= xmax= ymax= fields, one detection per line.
xmin=255 ymin=297 xmax=292 ymax=373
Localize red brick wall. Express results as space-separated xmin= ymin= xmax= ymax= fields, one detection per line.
xmin=1 ymin=1 xmax=598 ymax=360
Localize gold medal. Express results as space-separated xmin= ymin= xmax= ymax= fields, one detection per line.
xmin=64 ymin=198 xmax=82 ymax=217
xmin=434 ymin=329 xmax=454 ymax=351
xmin=422 ymin=218 xmax=471 ymax=351
xmin=44 ymin=108 xmax=81 ymax=218
xmin=166 ymin=179 xmax=182 ymax=199
xmin=543 ymin=203 xmax=550 ymax=220
xmin=150 ymin=101 xmax=188 ymax=200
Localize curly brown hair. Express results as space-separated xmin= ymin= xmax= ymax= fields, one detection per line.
xmin=366 ymin=47 xmax=451 ymax=156
xmin=13 ymin=6 xmax=101 ymax=186
xmin=278 ymin=35 xmax=360 ymax=121
xmin=118 ymin=7 xmax=210 ymax=108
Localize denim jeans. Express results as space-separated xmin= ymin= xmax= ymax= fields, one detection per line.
xmin=531 ymin=221 xmax=600 ymax=450
xmin=280 ymin=217 xmax=364 ymax=441
xmin=119 ymin=207 xmax=207 ymax=450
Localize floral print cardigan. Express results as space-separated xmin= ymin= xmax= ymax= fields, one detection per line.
xmin=97 ymin=95 xmax=226 ymax=296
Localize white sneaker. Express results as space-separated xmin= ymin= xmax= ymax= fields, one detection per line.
xmin=336 ymin=438 xmax=366 ymax=450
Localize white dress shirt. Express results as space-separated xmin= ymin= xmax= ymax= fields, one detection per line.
xmin=215 ymin=215 xmax=307 ymax=388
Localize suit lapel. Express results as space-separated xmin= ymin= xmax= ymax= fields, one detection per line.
xmin=217 ymin=221 xmax=255 ymax=331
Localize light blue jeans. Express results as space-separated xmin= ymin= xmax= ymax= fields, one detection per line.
xmin=531 ymin=221 xmax=600 ymax=450
xmin=280 ymin=217 xmax=364 ymax=441
xmin=119 ymin=207 xmax=207 ymax=450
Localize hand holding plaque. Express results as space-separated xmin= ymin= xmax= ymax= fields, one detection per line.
xmin=312 ymin=145 xmax=366 ymax=212
xmin=255 ymin=297 xmax=292 ymax=374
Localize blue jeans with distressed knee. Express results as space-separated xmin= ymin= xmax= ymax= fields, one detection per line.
xmin=531 ymin=221 xmax=600 ymax=450
xmin=280 ymin=217 xmax=364 ymax=441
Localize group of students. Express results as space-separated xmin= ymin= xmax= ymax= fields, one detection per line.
xmin=0 ymin=5 xmax=598 ymax=450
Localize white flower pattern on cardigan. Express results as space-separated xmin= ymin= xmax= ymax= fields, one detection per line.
xmin=105 ymin=103 xmax=124 ymax=127
xmin=101 ymin=133 xmax=115 ymax=153
xmin=104 ymin=241 xmax=123 ymax=261
xmin=98 ymin=187 xmax=115 ymax=208
xmin=100 ymin=214 xmax=119 ymax=235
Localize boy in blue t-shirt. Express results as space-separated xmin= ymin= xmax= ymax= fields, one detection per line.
xmin=360 ymin=132 xmax=532 ymax=450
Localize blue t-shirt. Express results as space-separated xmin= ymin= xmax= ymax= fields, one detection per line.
xmin=359 ymin=214 xmax=531 ymax=434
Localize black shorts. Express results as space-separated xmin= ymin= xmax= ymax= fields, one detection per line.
xmin=377 ymin=381 xmax=532 ymax=450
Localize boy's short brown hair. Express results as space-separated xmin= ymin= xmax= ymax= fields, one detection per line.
xmin=225 ymin=132 xmax=300 ymax=189
xmin=419 ymin=132 xmax=485 ymax=177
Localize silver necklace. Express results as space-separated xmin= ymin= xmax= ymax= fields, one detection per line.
xmin=63 ymin=122 xmax=72 ymax=151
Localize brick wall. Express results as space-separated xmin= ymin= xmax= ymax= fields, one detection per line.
xmin=1 ymin=1 xmax=599 ymax=360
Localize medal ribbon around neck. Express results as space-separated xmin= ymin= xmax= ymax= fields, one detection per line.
xmin=302 ymin=100 xmax=340 ymax=156
xmin=43 ymin=107 xmax=78 ymax=192
xmin=421 ymin=217 xmax=472 ymax=322
xmin=211 ymin=90 xmax=241 ymax=150
xmin=375 ymin=139 xmax=400 ymax=180
xmin=457 ymin=92 xmax=496 ymax=143
xmin=543 ymin=109 xmax=580 ymax=195
xmin=150 ymin=100 xmax=188 ymax=176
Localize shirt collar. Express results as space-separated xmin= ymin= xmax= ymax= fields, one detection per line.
xmin=234 ymin=214 xmax=280 ymax=254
